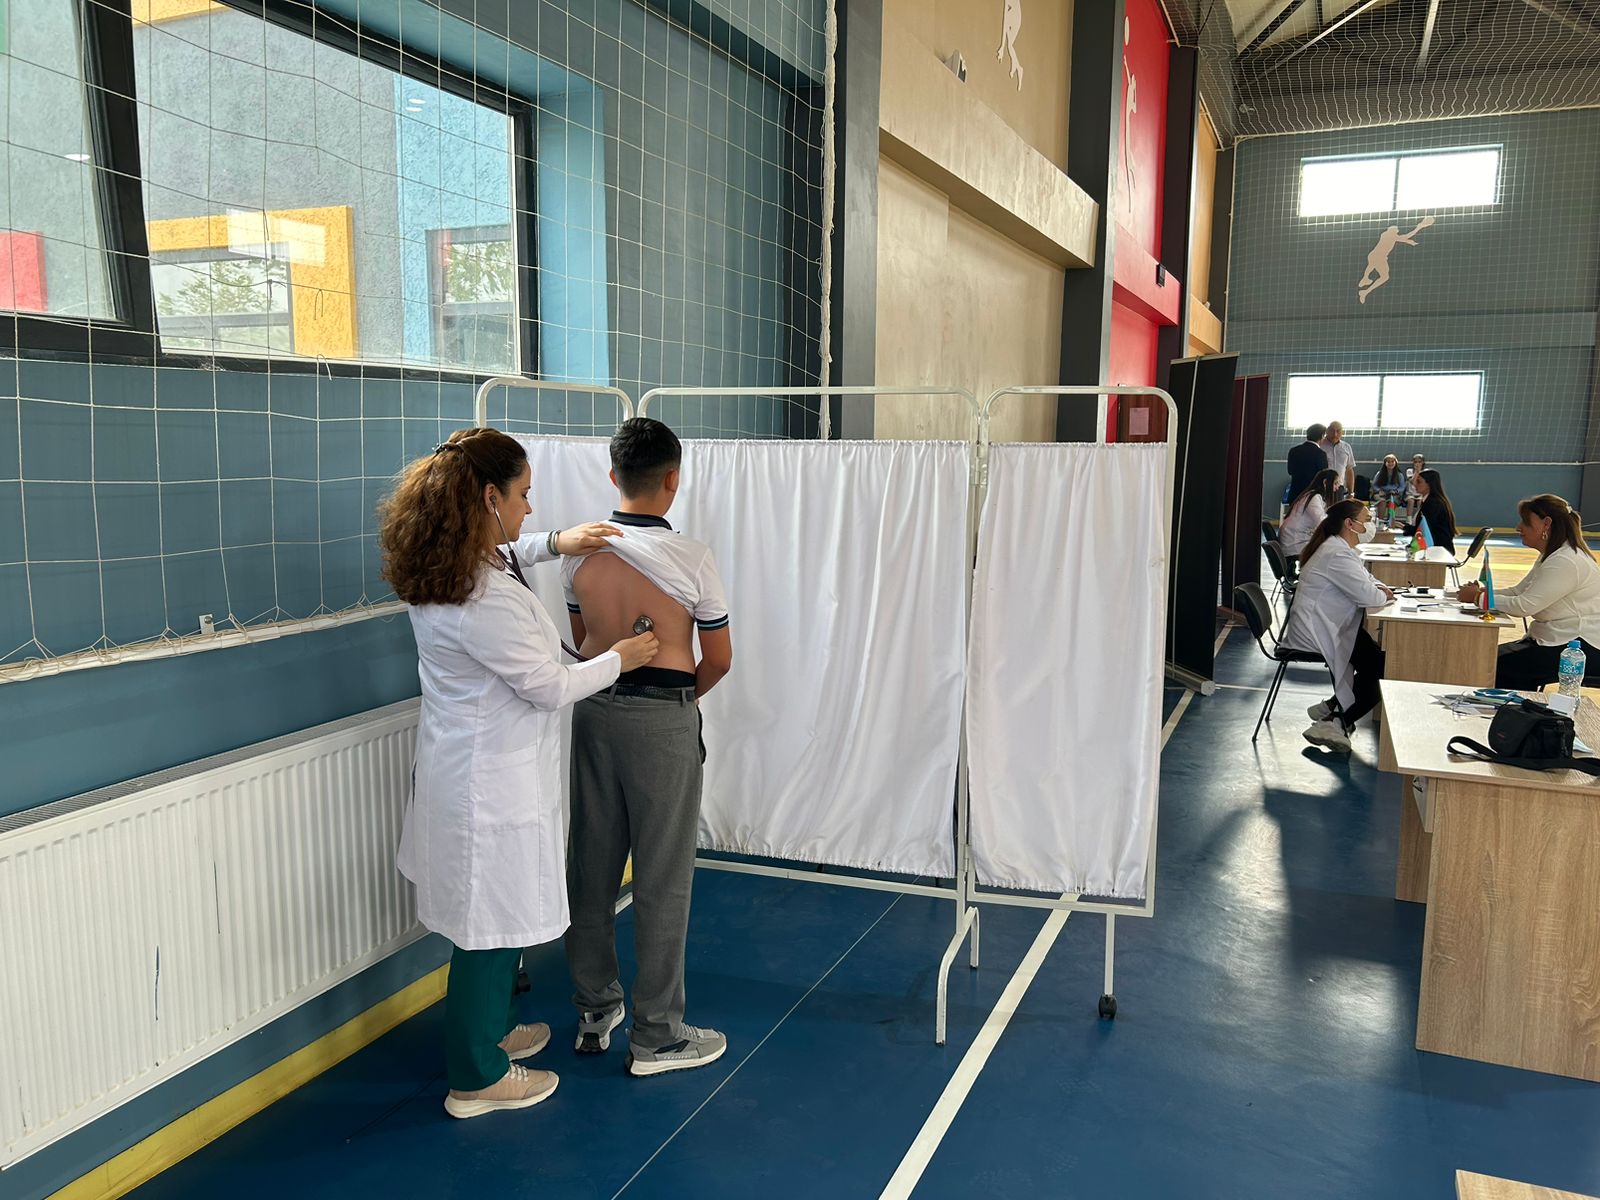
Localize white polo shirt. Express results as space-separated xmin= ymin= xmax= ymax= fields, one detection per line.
xmin=1318 ymin=437 xmax=1355 ymax=486
xmin=562 ymin=511 xmax=730 ymax=632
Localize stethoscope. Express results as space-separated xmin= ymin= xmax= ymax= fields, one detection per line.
xmin=491 ymin=504 xmax=653 ymax=659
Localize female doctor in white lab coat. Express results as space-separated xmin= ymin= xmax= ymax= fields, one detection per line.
xmin=1281 ymin=499 xmax=1395 ymax=754
xmin=379 ymin=427 xmax=658 ymax=1120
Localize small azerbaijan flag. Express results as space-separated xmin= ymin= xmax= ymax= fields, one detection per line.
xmin=1412 ymin=514 xmax=1433 ymax=555
xmin=1480 ymin=548 xmax=1495 ymax=614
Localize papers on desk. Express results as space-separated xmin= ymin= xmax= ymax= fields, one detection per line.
xmin=1431 ymin=690 xmax=1598 ymax=756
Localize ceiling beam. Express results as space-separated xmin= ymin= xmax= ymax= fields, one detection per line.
xmin=1251 ymin=0 xmax=1386 ymax=79
xmin=1415 ymin=0 xmax=1442 ymax=75
xmin=1521 ymin=0 xmax=1600 ymax=43
xmin=1237 ymin=0 xmax=1308 ymax=56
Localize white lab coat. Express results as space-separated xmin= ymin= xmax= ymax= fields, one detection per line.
xmin=1281 ymin=536 xmax=1390 ymax=710
xmin=1278 ymin=493 xmax=1327 ymax=557
xmin=396 ymin=537 xmax=620 ymax=950
xmin=1493 ymin=543 xmax=1600 ymax=646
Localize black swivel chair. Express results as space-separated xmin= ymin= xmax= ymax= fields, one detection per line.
xmin=1451 ymin=526 xmax=1492 ymax=590
xmin=1234 ymin=583 xmax=1337 ymax=743
xmin=1261 ymin=520 xmax=1279 ymax=544
xmin=1262 ymin=539 xmax=1298 ymax=609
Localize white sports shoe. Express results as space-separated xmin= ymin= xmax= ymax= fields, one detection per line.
xmin=1307 ymin=699 xmax=1336 ymax=722
xmin=1303 ymin=718 xmax=1351 ymax=752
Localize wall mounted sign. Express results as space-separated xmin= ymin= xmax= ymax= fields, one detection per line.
xmin=997 ymin=0 xmax=1023 ymax=89
xmin=1358 ymin=215 xmax=1434 ymax=304
xmin=1122 ymin=16 xmax=1138 ymax=213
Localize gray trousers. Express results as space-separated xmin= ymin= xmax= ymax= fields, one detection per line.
xmin=565 ymin=689 xmax=703 ymax=1050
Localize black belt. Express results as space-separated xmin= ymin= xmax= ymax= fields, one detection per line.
xmin=597 ymin=684 xmax=697 ymax=702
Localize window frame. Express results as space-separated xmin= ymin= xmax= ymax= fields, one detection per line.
xmin=1283 ymin=371 xmax=1485 ymax=434
xmin=3 ymin=0 xmax=540 ymax=384
xmin=1 ymin=0 xmax=157 ymax=358
xmin=1296 ymin=144 xmax=1503 ymax=220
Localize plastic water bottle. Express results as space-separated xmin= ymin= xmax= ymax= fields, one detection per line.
xmin=1558 ymin=640 xmax=1586 ymax=699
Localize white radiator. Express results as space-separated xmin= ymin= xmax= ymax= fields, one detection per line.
xmin=0 ymin=699 xmax=423 ymax=1168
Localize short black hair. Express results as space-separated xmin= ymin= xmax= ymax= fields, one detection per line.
xmin=610 ymin=417 xmax=682 ymax=497
xmin=1306 ymin=423 xmax=1327 ymax=442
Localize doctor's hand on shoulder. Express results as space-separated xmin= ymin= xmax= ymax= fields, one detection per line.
xmin=613 ymin=630 xmax=660 ymax=671
xmin=557 ymin=523 xmax=623 ymax=556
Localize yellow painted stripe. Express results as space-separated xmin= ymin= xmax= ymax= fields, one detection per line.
xmin=48 ymin=965 xmax=449 ymax=1200
xmin=53 ymin=870 xmax=636 ymax=1200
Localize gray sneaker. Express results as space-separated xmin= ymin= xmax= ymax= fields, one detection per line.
xmin=575 ymin=1005 xmax=625 ymax=1054
xmin=625 ymin=1025 xmax=728 ymax=1077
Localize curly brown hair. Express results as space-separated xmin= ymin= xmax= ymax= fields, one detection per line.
xmin=378 ymin=427 xmax=528 ymax=606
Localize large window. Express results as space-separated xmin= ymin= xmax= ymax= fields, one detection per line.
xmin=1285 ymin=373 xmax=1483 ymax=432
xmin=1 ymin=0 xmax=148 ymax=344
xmin=1298 ymin=146 xmax=1501 ymax=217
xmin=1 ymin=0 xmax=528 ymax=373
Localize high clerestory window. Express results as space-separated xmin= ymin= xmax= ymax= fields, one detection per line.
xmin=1298 ymin=146 xmax=1502 ymax=218
xmin=1285 ymin=373 xmax=1483 ymax=433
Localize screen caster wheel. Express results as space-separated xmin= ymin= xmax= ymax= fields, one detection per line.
xmin=1098 ymin=994 xmax=1117 ymax=1020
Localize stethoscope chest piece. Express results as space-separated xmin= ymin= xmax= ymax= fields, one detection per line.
xmin=633 ymin=616 xmax=654 ymax=635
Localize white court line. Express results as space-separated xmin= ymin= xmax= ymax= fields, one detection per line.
xmin=880 ymin=629 xmax=1222 ymax=1199
xmin=612 ymin=894 xmax=904 ymax=1198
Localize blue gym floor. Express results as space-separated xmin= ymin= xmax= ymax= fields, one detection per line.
xmin=126 ymin=625 xmax=1600 ymax=1200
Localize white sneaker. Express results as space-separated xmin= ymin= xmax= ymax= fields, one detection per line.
xmin=1303 ymin=718 xmax=1351 ymax=752
xmin=498 ymin=1022 xmax=550 ymax=1062
xmin=443 ymin=1064 xmax=558 ymax=1119
xmin=1307 ymin=699 xmax=1336 ymax=721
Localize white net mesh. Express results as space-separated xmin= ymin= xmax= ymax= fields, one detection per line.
xmin=0 ymin=0 xmax=832 ymax=677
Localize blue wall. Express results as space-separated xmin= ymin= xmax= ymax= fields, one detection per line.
xmin=1228 ymin=110 xmax=1600 ymax=527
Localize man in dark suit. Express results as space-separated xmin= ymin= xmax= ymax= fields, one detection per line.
xmin=1285 ymin=423 xmax=1329 ymax=505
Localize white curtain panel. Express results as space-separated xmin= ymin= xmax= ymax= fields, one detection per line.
xmin=517 ymin=435 xmax=968 ymax=878
xmin=518 ymin=436 xmax=620 ymax=628
xmin=967 ymin=442 xmax=1168 ymax=899
xmin=677 ymin=440 xmax=967 ymax=877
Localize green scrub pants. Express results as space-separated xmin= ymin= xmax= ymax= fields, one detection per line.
xmin=445 ymin=944 xmax=521 ymax=1091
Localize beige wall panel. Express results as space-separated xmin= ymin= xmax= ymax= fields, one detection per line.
xmin=882 ymin=0 xmax=1073 ymax=171
xmin=874 ymin=157 xmax=1060 ymax=443
xmin=878 ymin=13 xmax=1096 ymax=270
xmin=1189 ymin=106 xmax=1219 ymax=308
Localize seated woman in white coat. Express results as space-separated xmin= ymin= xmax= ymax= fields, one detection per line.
xmin=379 ymin=428 xmax=660 ymax=1120
xmin=1281 ymin=500 xmax=1396 ymax=753
xmin=1278 ymin=468 xmax=1340 ymax=559
xmin=1458 ymin=493 xmax=1600 ymax=690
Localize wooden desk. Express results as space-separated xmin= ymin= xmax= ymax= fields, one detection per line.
xmin=1369 ymin=596 xmax=1516 ymax=901
xmin=1359 ymin=547 xmax=1460 ymax=589
xmin=1458 ymin=1170 xmax=1600 ymax=1200
xmin=1371 ymin=595 xmax=1513 ymax=687
xmin=1379 ymin=680 xmax=1600 ymax=1082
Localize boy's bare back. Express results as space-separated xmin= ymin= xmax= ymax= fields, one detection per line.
xmin=572 ymin=554 xmax=697 ymax=674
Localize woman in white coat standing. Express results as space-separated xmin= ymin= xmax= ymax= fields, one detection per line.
xmin=1281 ymin=500 xmax=1395 ymax=753
xmin=379 ymin=427 xmax=659 ymax=1119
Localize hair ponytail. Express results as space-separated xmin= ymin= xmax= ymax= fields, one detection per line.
xmin=1519 ymin=494 xmax=1592 ymax=563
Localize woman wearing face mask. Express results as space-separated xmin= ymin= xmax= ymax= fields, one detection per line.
xmin=378 ymin=428 xmax=659 ymax=1120
xmin=1459 ymin=494 xmax=1600 ymax=690
xmin=1280 ymin=500 xmax=1396 ymax=753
